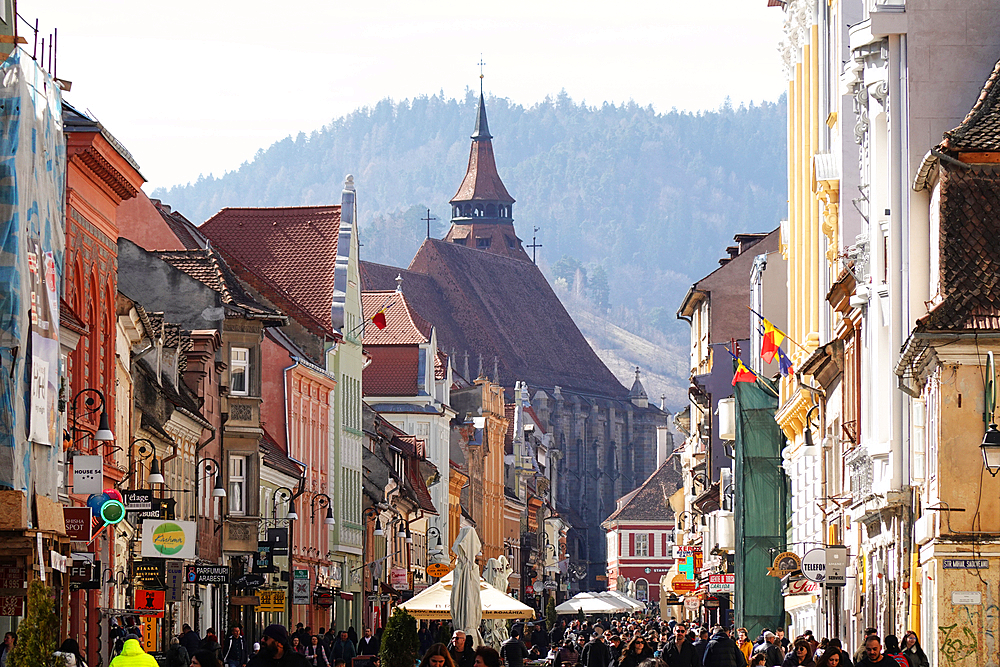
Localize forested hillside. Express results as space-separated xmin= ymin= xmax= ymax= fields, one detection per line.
xmin=155 ymin=91 xmax=787 ymax=407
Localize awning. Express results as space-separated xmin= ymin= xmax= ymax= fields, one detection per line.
xmin=340 ymin=592 xmax=354 ymax=601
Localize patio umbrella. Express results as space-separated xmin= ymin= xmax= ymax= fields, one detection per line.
xmin=451 ymin=526 xmax=485 ymax=647
xmin=482 ymin=556 xmax=513 ymax=648
xmin=398 ymin=570 xmax=534 ymax=619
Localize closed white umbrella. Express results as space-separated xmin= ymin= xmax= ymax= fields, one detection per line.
xmin=482 ymin=556 xmax=514 ymax=648
xmin=451 ymin=526 xmax=485 ymax=647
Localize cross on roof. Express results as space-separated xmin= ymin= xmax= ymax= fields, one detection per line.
xmin=526 ymin=226 xmax=543 ymax=264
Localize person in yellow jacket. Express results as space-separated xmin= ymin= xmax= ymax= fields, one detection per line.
xmin=737 ymin=629 xmax=754 ymax=664
xmin=110 ymin=638 xmax=159 ymax=667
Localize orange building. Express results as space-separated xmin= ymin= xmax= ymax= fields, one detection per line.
xmin=63 ymin=104 xmax=143 ymax=667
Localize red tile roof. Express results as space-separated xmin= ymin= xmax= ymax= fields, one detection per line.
xmin=361 ymin=291 xmax=432 ymax=345
xmin=199 ymin=206 xmax=341 ymax=336
xmin=361 ymin=240 xmax=627 ymax=396
xmin=451 ymin=95 xmax=515 ymax=204
xmin=434 ymin=350 xmax=448 ymax=380
xmin=363 ymin=345 xmax=420 ymax=396
xmin=942 ymin=57 xmax=1000 ymax=152
xmin=602 ymin=456 xmax=682 ymax=524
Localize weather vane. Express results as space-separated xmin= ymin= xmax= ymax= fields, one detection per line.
xmin=478 ymin=55 xmax=485 ymax=93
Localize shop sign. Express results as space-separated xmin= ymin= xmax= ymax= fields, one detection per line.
xmin=390 ymin=567 xmax=408 ymax=588
xmin=73 ymin=456 xmax=104 ymax=495
xmin=704 ymin=598 xmax=720 ymax=609
xmin=329 ymin=562 xmax=343 ymax=589
xmin=257 ymin=589 xmax=286 ymax=612
xmin=70 ymin=561 xmax=100 ymax=590
xmin=825 ymin=545 xmax=848 ymax=587
xmin=708 ymin=574 xmax=734 ymax=593
xmin=683 ymin=597 xmax=699 ymax=610
xmin=186 ymin=565 xmax=229 ymax=584
xmin=293 ymin=570 xmax=310 ymax=605
xmin=133 ymin=560 xmax=166 ymax=589
xmin=800 ymin=549 xmax=826 ymax=583
xmin=230 ymin=595 xmax=259 ymax=606
xmin=672 ymin=574 xmax=697 ymax=593
xmin=427 ymin=562 xmax=451 ymax=578
xmin=135 ymin=589 xmax=165 ymax=617
xmin=234 ymin=573 xmax=266 ymax=590
xmin=166 ymin=561 xmax=184 ymax=603
xmin=253 ymin=544 xmax=274 ymax=573
xmin=140 ymin=617 xmax=157 ymax=652
xmin=266 ymin=528 xmax=289 ymax=557
xmin=140 ymin=520 xmax=196 ymax=560
xmin=952 ymin=591 xmax=983 ymax=606
xmin=123 ymin=490 xmax=153 ymax=511
xmin=781 ymin=577 xmax=819 ymax=597
xmin=64 ymin=507 xmax=93 ymax=541
xmin=767 ymin=551 xmax=801 ymax=577
xmin=544 ymin=580 xmax=558 ymax=590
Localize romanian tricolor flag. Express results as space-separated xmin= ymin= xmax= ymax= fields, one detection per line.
xmin=732 ymin=359 xmax=756 ymax=385
xmin=371 ymin=310 xmax=387 ymax=330
xmin=760 ymin=318 xmax=786 ymax=364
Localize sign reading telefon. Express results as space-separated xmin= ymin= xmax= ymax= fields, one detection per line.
xmin=141 ymin=520 xmax=197 ymax=560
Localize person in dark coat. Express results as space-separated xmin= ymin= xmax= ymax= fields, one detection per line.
xmin=551 ymin=622 xmax=567 ymax=647
xmin=758 ymin=634 xmax=783 ymax=667
xmin=223 ymin=627 xmax=249 ymax=667
xmin=617 ymin=637 xmax=653 ymax=667
xmin=900 ymin=633 xmax=927 ymax=667
xmin=692 ymin=629 xmax=711 ymax=664
xmin=781 ymin=641 xmax=815 ymax=667
xmin=581 ymin=630 xmax=613 ymax=667
xmin=703 ymin=627 xmax=747 ymax=667
xmin=358 ymin=629 xmax=380 ymax=657
xmin=331 ymin=632 xmax=356 ymax=663
xmin=531 ymin=624 xmax=549 ymax=652
xmin=500 ymin=628 xmax=530 ymax=667
xmin=662 ymin=625 xmax=698 ymax=667
xmin=448 ymin=631 xmax=476 ymax=667
xmin=249 ymin=625 xmax=310 ymax=667
xmin=181 ymin=626 xmax=202 ymax=660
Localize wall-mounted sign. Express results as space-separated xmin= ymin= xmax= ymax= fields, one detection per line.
xmin=800 ymin=549 xmax=826 ymax=583
xmin=134 ymin=589 xmax=165 ymax=617
xmin=123 ymin=490 xmax=153 ymax=511
xmin=293 ymin=570 xmax=310 ymax=605
xmin=140 ymin=520 xmax=196 ymax=560
xmin=253 ymin=544 xmax=274 ymax=573
xmin=683 ymin=597 xmax=699 ymax=610
xmin=708 ymin=573 xmax=735 ymax=593
xmin=258 ymin=589 xmax=286 ymax=612
xmin=672 ymin=574 xmax=697 ymax=593
xmin=73 ymin=456 xmax=104 ymax=495
xmin=767 ymin=551 xmax=801 ymax=577
xmin=943 ymin=559 xmax=989 ymax=570
xmin=267 ymin=528 xmax=289 ymax=556
xmin=185 ymin=565 xmax=229 ymax=584
xmin=427 ymin=562 xmax=452 ymax=578
xmin=64 ymin=507 xmax=92 ymax=541
xmin=825 ymin=546 xmax=848 ymax=587
xmin=952 ymin=591 xmax=983 ymax=606
xmin=166 ymin=561 xmax=184 ymax=602
xmin=133 ymin=560 xmax=166 ymax=589
xmin=329 ymin=562 xmax=343 ymax=590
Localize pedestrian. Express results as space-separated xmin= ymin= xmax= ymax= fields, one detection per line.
xmin=617 ymin=637 xmax=653 ymax=667
xmin=181 ymin=625 xmax=203 ymax=658
xmin=448 ymin=631 xmax=477 ymax=667
xmin=815 ymin=647 xmax=842 ymax=667
xmin=581 ymin=629 xmax=613 ymax=667
xmin=781 ymin=640 xmax=815 ymax=667
xmin=56 ymin=639 xmax=88 ymax=667
xmin=358 ymin=628 xmax=380 ymax=656
xmin=203 ymin=630 xmax=224 ymax=662
xmin=500 ymin=628 xmax=530 ymax=667
xmin=608 ymin=636 xmax=623 ymax=663
xmin=347 ymin=628 xmax=359 ymax=650
xmin=692 ymin=629 xmax=710 ymax=663
xmin=532 ymin=624 xmax=550 ymax=652
xmin=475 ymin=647 xmax=502 ymax=667
xmin=323 ymin=629 xmax=337 ymax=656
xmin=703 ymin=626 xmax=747 ymax=667
xmin=551 ymin=622 xmax=567 ymax=646
xmin=224 ymin=627 xmax=249 ymax=667
xmin=110 ymin=638 xmax=159 ymax=667
xmin=0 ymin=632 xmax=14 ymax=667
xmin=750 ymin=656 xmax=767 ymax=667
xmin=194 ymin=651 xmax=223 ymax=667
xmin=249 ymin=625 xmax=310 ymax=667
xmin=899 ymin=633 xmax=927 ymax=667
xmin=881 ymin=637 xmax=907 ymax=667
xmin=662 ymin=624 xmax=697 ymax=667
xmin=331 ymin=632 xmax=356 ymax=663
xmin=165 ymin=637 xmax=190 ymax=667
xmin=853 ymin=630 xmax=878 ymax=666
xmin=422 ymin=644 xmax=458 ymax=667
xmin=304 ymin=636 xmax=329 ymax=667
xmin=854 ymin=636 xmax=884 ymax=667
xmin=736 ymin=629 xmax=753 ymax=665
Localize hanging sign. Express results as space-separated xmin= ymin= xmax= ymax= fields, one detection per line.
xmin=801 ymin=549 xmax=826 ymax=583
xmin=825 ymin=545 xmax=848 ymax=587
xmin=708 ymin=573 xmax=735 ymax=593
xmin=134 ymin=589 xmax=165 ymax=617
xmin=123 ymin=490 xmax=154 ymax=511
xmin=671 ymin=574 xmax=697 ymax=593
xmin=73 ymin=456 xmax=104 ymax=495
xmin=64 ymin=507 xmax=93 ymax=541
xmin=427 ymin=562 xmax=451 ymax=578
xmin=767 ymin=551 xmax=801 ymax=577
xmin=257 ymin=589 xmax=286 ymax=612
xmin=140 ymin=520 xmax=196 ymax=560
xmin=293 ymin=570 xmax=310 ymax=605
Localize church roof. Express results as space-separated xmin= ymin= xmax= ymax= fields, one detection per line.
xmin=942 ymin=57 xmax=1000 ymax=152
xmin=628 ymin=368 xmax=648 ymax=400
xmin=602 ymin=456 xmax=682 ymax=525
xmin=451 ymin=94 xmax=515 ymax=204
xmin=361 ymin=290 xmax=432 ymax=345
xmin=199 ymin=205 xmax=342 ymax=337
xmin=360 ymin=239 xmax=628 ymax=397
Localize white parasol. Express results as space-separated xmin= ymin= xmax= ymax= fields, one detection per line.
xmin=482 ymin=556 xmax=514 ymax=648
xmin=451 ymin=526 xmax=485 ymax=647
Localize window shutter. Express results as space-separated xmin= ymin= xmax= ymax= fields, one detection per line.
xmin=629 ymin=532 xmax=635 ymax=557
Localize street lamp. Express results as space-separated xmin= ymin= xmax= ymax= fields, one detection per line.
xmin=116 ymin=438 xmax=163 ymax=489
xmin=67 ymin=388 xmax=115 ymax=451
xmin=982 ymin=423 xmax=1000 ymax=476
xmin=311 ymin=493 xmax=336 ymax=526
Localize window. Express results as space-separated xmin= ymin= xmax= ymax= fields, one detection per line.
xmin=635 ymin=579 xmax=648 ymax=601
xmin=635 ymin=533 xmax=649 ymax=557
xmin=231 ymin=347 xmax=249 ymax=396
xmin=416 ymin=422 xmax=430 ymax=437
xmin=229 ymin=455 xmax=248 ymax=515
xmin=476 ymin=237 xmax=491 ymax=249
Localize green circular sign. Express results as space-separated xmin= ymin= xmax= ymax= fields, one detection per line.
xmin=152 ymin=522 xmax=186 ymax=555
xmin=101 ymin=500 xmax=126 ymax=525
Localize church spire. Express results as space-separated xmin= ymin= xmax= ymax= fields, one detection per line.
xmin=471 ymin=92 xmax=492 ymax=140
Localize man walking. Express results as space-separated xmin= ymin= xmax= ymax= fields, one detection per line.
xmin=856 ymin=636 xmax=885 ymax=667
xmin=449 ymin=631 xmax=476 ymax=667
xmin=224 ymin=627 xmax=248 ymax=667
xmin=663 ymin=624 xmax=697 ymax=667
xmin=358 ymin=629 xmax=379 ymax=656
xmin=703 ymin=626 xmax=747 ymax=667
xmin=500 ymin=628 xmax=530 ymax=667
xmin=581 ymin=629 xmax=613 ymax=667
xmin=759 ymin=633 xmax=783 ymax=667
xmin=180 ymin=625 xmax=201 ymax=660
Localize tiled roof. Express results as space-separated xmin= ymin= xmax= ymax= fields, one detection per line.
xmin=199 ymin=206 xmax=342 ymax=336
xmin=60 ymin=299 xmax=88 ymax=335
xmin=361 ymin=291 xmax=432 ymax=345
xmin=942 ymin=58 xmax=1000 ymax=152
xmin=434 ymin=350 xmax=448 ymax=380
xmin=407 ymin=456 xmax=437 ymax=514
xmin=363 ymin=345 xmax=420 ymax=396
xmin=361 ymin=240 xmax=627 ymax=396
xmin=152 ymin=248 xmax=287 ymax=325
xmin=451 ymin=94 xmax=515 ymax=204
xmin=261 ymin=429 xmax=305 ymax=479
xmin=602 ymin=456 xmax=682 ymax=524
xmin=153 ymin=200 xmax=210 ymax=250
xmin=917 ymin=164 xmax=1000 ymax=331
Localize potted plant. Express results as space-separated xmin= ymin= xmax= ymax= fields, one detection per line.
xmin=546 ymin=598 xmax=557 ymax=630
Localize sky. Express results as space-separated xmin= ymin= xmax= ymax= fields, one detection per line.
xmin=30 ymin=0 xmax=787 ymax=191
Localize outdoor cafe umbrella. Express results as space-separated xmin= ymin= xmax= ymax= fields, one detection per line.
xmin=451 ymin=526 xmax=485 ymax=647
xmin=398 ymin=570 xmax=534 ymax=619
xmin=482 ymin=556 xmax=514 ymax=648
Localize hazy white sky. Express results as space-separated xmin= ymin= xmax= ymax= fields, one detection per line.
xmin=30 ymin=0 xmax=786 ymax=191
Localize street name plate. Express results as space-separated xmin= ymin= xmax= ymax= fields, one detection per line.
xmin=943 ymin=559 xmax=989 ymax=570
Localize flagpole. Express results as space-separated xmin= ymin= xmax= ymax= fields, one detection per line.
xmin=725 ymin=347 xmax=780 ymax=398
xmin=746 ymin=305 xmax=811 ymax=355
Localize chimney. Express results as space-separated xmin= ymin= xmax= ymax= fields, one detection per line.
xmin=656 ymin=426 xmax=672 ymax=467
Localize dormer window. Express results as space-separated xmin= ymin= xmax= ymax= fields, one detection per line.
xmin=476 ymin=237 xmax=492 ymax=249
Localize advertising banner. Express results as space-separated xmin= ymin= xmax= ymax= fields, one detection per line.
xmin=140 ymin=520 xmax=196 ymax=560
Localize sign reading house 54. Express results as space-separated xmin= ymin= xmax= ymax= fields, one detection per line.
xmin=141 ymin=520 xmax=197 ymax=560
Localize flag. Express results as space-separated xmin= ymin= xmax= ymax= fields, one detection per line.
xmin=777 ymin=347 xmax=794 ymax=377
xmin=372 ymin=310 xmax=387 ymax=330
xmin=732 ymin=359 xmax=756 ymax=385
xmin=760 ymin=318 xmax=786 ymax=364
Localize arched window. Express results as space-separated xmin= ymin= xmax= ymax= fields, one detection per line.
xmin=453 ymin=205 xmax=461 ymax=218
xmin=486 ymin=204 xmax=497 ymax=217
xmin=635 ymin=579 xmax=648 ymax=601
xmin=474 ymin=205 xmax=484 ymax=217
xmin=463 ymin=204 xmax=472 ymax=217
